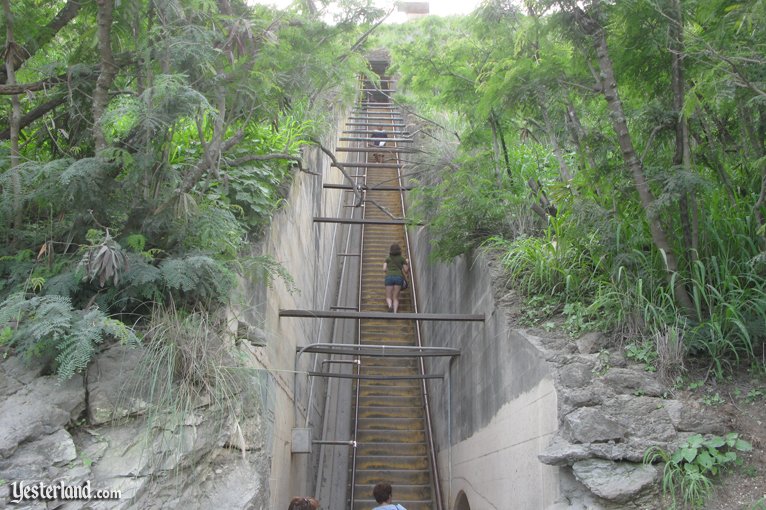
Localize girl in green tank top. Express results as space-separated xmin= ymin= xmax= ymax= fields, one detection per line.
xmin=383 ymin=243 xmax=408 ymax=313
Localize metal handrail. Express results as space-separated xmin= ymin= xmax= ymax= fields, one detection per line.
xmin=348 ymin=89 xmax=370 ymax=509
xmin=312 ymin=106 xmax=366 ymax=501
xmin=394 ymin=82 xmax=446 ymax=510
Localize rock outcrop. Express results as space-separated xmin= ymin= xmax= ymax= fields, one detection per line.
xmin=525 ymin=325 xmax=729 ymax=508
xmin=0 ymin=343 xmax=272 ymax=510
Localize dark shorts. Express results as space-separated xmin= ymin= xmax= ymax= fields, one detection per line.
xmin=385 ymin=275 xmax=405 ymax=287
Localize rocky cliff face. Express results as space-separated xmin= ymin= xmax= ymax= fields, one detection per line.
xmin=490 ymin=266 xmax=730 ymax=509
xmin=0 ymin=342 xmax=272 ymax=510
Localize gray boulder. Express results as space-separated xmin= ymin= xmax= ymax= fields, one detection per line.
xmin=564 ymin=407 xmax=627 ymax=444
xmin=601 ymin=395 xmax=677 ymax=442
xmin=87 ymin=344 xmax=147 ymax=425
xmin=0 ymin=366 xmax=84 ymax=458
xmin=600 ymin=368 xmax=665 ymax=397
xmin=572 ymin=458 xmax=658 ymax=503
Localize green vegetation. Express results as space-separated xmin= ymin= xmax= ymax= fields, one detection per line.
xmin=644 ymin=433 xmax=753 ymax=509
xmin=376 ymin=0 xmax=766 ymax=379
xmin=131 ymin=304 xmax=259 ymax=455
xmin=0 ymin=1 xmax=384 ymax=379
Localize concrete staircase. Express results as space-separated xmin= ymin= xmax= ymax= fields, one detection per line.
xmin=349 ymin=106 xmax=436 ymax=510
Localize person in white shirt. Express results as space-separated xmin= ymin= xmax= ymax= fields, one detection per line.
xmin=372 ymin=483 xmax=406 ymax=510
xmin=370 ymin=130 xmax=388 ymax=163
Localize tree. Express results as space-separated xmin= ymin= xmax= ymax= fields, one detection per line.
xmin=554 ymin=0 xmax=695 ymax=313
xmin=2 ymin=0 xmax=22 ymax=236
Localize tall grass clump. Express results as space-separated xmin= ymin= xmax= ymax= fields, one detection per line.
xmin=124 ymin=303 xmax=261 ymax=467
xmin=487 ymin=193 xmax=766 ymax=378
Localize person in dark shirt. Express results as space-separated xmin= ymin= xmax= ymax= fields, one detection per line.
xmin=383 ymin=243 xmax=408 ymax=313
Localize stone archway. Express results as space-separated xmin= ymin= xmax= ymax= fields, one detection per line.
xmin=454 ymin=491 xmax=471 ymax=510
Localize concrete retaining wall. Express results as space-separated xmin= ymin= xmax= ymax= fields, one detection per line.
xmin=230 ymin=106 xmax=351 ymax=509
xmin=408 ymin=230 xmax=561 ymax=510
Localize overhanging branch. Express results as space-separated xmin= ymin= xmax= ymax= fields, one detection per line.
xmin=310 ymin=138 xmax=363 ymax=206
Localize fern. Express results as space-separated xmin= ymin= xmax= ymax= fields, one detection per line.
xmin=43 ymin=272 xmax=81 ymax=298
xmin=139 ymin=73 xmax=213 ymax=132
xmin=59 ymin=157 xmax=110 ymax=205
xmin=235 ymin=255 xmax=298 ymax=294
xmin=0 ymin=293 xmax=139 ymax=380
xmin=160 ymin=255 xmax=234 ymax=302
xmin=123 ymin=254 xmax=162 ymax=286
xmin=172 ymin=204 xmax=246 ymax=258
xmin=55 ymin=308 xmax=104 ymax=380
xmin=160 ymin=259 xmax=198 ymax=293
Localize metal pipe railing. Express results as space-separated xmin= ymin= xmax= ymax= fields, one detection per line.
xmin=348 ymin=93 xmax=370 ymax=509
xmin=312 ymin=103 xmax=366 ymax=500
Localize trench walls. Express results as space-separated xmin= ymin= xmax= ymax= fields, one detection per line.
xmin=230 ymin=107 xmax=353 ymax=508
xmin=408 ymin=230 xmax=561 ymax=510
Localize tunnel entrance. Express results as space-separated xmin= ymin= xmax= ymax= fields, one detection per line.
xmin=454 ymin=491 xmax=470 ymax=510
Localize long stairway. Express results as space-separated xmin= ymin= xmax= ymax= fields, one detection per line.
xmin=350 ymin=101 xmax=434 ymax=510
xmin=280 ymin=73 xmax=483 ymax=510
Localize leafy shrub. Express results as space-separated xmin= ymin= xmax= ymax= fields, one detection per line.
xmin=625 ymin=341 xmax=659 ymax=372
xmin=79 ymin=231 xmax=129 ymax=287
xmin=410 ymin=150 xmax=538 ymax=261
xmin=644 ymin=433 xmax=753 ymax=509
xmin=0 ymin=293 xmax=138 ymax=380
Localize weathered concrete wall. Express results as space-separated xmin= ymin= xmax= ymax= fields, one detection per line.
xmin=408 ymin=230 xmax=560 ymax=510
xmin=230 ymin=107 xmax=352 ymax=509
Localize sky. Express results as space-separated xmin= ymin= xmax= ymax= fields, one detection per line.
xmin=250 ymin=1 xmax=485 ymax=21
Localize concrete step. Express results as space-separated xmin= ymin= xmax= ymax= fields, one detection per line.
xmin=362 ymin=357 xmax=418 ymax=367
xmin=358 ymin=394 xmax=421 ymax=407
xmin=354 ymin=454 xmax=429 ymax=471
xmin=359 ymin=330 xmax=416 ymax=339
xmin=353 ymin=468 xmax=431 ymax=485
xmin=359 ymin=366 xmax=420 ymax=377
xmin=360 ymin=323 xmax=415 ymax=332
xmin=356 ymin=406 xmax=423 ymax=419
xmin=358 ymin=385 xmax=422 ymax=398
xmin=356 ymin=428 xmax=426 ymax=444
xmin=356 ymin=442 xmax=428 ymax=457
xmin=356 ymin=378 xmax=420 ymax=389
xmin=357 ymin=417 xmax=424 ymax=431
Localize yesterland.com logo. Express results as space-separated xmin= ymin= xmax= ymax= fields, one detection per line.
xmin=9 ymin=480 xmax=121 ymax=504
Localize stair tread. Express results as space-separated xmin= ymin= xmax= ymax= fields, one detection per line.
xmin=338 ymin=142 xmax=437 ymax=508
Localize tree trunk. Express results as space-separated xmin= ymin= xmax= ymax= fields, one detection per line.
xmin=489 ymin=110 xmax=512 ymax=184
xmin=572 ymin=2 xmax=696 ymax=314
xmin=738 ymin=99 xmax=764 ymax=159
xmin=496 ymin=115 xmax=513 ymax=183
xmin=3 ymin=0 xmax=23 ymax=237
xmin=93 ymin=0 xmax=117 ymax=153
xmin=539 ymin=97 xmax=572 ymax=181
xmin=695 ymin=105 xmax=735 ymax=201
xmin=0 ymin=0 xmax=82 ymax=84
xmin=488 ymin=111 xmax=502 ymax=182
xmin=565 ymin=97 xmax=597 ymax=172
xmin=0 ymin=95 xmax=66 ymax=140
xmin=670 ymin=0 xmax=699 ymax=265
